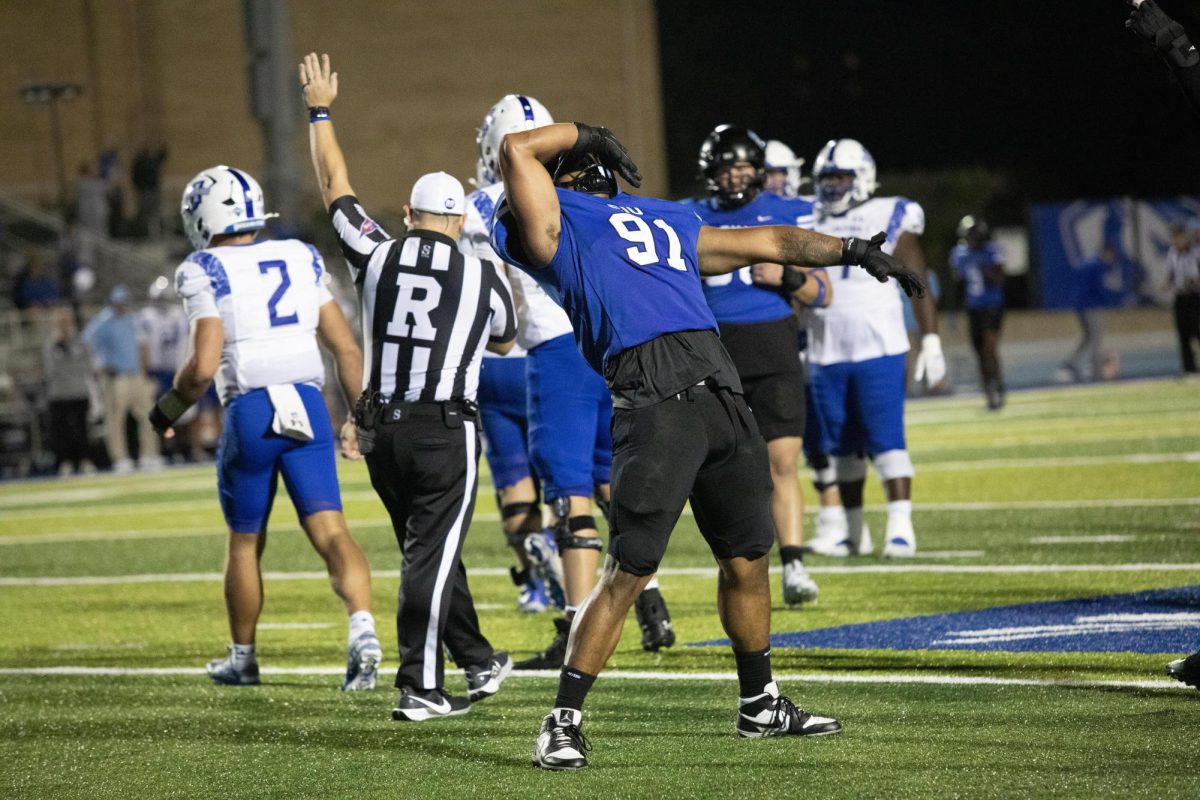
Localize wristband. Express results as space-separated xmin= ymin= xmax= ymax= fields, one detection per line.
xmin=841 ymin=236 xmax=868 ymax=265
xmin=806 ymin=277 xmax=827 ymax=307
xmin=308 ymin=106 xmax=331 ymax=123
xmin=154 ymin=388 xmax=190 ymax=426
xmin=778 ymin=265 xmax=809 ymax=295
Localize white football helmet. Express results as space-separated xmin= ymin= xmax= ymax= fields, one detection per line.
xmin=764 ymin=140 xmax=805 ymax=198
xmin=475 ymin=94 xmax=554 ymax=187
xmin=813 ymin=138 xmax=878 ymax=216
xmin=180 ymin=166 xmax=273 ymax=251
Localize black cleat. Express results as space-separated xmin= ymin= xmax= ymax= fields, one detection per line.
xmin=532 ymin=710 xmax=591 ymax=771
xmin=634 ymin=587 xmax=676 ymax=652
xmin=515 ymin=617 xmax=570 ymax=670
xmin=736 ymin=681 xmax=842 ymax=738
xmin=1167 ymin=651 xmax=1200 ymax=690
xmin=464 ymin=651 xmax=513 ymax=702
xmin=391 ymin=686 xmax=471 ymax=721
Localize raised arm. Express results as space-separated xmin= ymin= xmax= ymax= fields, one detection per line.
xmin=496 ymin=124 xmax=577 ymax=267
xmin=301 ymin=53 xmax=354 ymax=207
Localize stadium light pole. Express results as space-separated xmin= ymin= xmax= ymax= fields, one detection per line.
xmin=19 ymin=82 xmax=82 ymax=208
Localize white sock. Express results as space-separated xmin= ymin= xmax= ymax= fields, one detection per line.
xmin=348 ymin=610 xmax=376 ymax=643
xmin=818 ymin=505 xmax=846 ymax=526
xmin=644 ymin=576 xmax=660 ymax=591
xmin=846 ymin=507 xmax=864 ymax=540
xmin=886 ymin=500 xmax=914 ymax=540
xmin=231 ymin=643 xmax=255 ymax=666
xmin=886 ymin=500 xmax=913 ymax=518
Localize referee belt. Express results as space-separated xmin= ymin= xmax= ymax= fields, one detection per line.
xmin=363 ymin=394 xmax=478 ymax=425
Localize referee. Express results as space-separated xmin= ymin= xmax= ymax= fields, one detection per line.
xmin=301 ymin=53 xmax=517 ymax=720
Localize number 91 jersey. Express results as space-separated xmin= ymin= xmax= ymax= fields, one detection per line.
xmin=174 ymin=239 xmax=332 ymax=404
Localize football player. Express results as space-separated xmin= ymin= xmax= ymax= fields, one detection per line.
xmin=468 ymin=96 xmax=676 ymax=663
xmin=803 ymin=139 xmax=943 ymax=558
xmin=763 ymin=139 xmax=805 ymax=198
xmin=139 ymin=276 xmax=196 ymax=461
xmin=150 ymin=166 xmax=382 ymax=690
xmin=950 ymin=215 xmax=1007 ymax=409
xmin=682 ymin=125 xmax=831 ymax=606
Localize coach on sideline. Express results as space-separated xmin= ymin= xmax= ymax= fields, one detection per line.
xmin=300 ymin=53 xmax=518 ymax=719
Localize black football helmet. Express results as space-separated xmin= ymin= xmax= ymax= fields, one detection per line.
xmin=698 ymin=125 xmax=767 ymax=209
xmin=545 ymin=151 xmax=618 ymax=197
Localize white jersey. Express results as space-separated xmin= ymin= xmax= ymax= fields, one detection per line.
xmin=174 ymin=238 xmax=333 ymax=404
xmin=805 ymin=196 xmax=924 ymax=365
xmin=137 ymin=304 xmax=190 ymax=373
xmin=461 ymin=182 xmax=572 ymax=352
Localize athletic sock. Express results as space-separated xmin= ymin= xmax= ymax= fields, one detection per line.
xmin=886 ymin=500 xmax=914 ymax=540
xmin=733 ymin=647 xmax=773 ymax=698
xmin=780 ymin=545 xmax=805 ymax=566
xmin=231 ymin=643 xmax=256 ymax=667
xmin=348 ymin=610 xmax=376 ymax=643
xmin=644 ymin=575 xmax=660 ymax=591
xmin=554 ymin=666 xmax=597 ymax=713
xmin=846 ymin=506 xmax=864 ymax=540
xmin=886 ymin=500 xmax=912 ymax=520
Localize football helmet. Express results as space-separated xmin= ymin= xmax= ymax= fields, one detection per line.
xmin=698 ymin=124 xmax=767 ymax=209
xmin=476 ymin=94 xmax=554 ymax=187
xmin=813 ymin=138 xmax=878 ymax=216
xmin=764 ymin=140 xmax=805 ymax=198
xmin=957 ymin=214 xmax=990 ymax=243
xmin=546 ymin=151 xmax=618 ymax=198
xmin=180 ymin=166 xmax=273 ymax=251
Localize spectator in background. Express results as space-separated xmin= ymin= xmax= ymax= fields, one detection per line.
xmin=1059 ymin=244 xmax=1117 ymax=383
xmin=12 ymin=249 xmax=59 ymax=316
xmin=82 ymin=285 xmax=161 ymax=473
xmin=950 ymin=216 xmax=1007 ymax=409
xmin=1164 ymin=223 xmax=1200 ymax=374
xmin=132 ymin=144 xmax=168 ymax=238
xmin=43 ymin=304 xmax=93 ymax=474
xmin=98 ymin=144 xmax=124 ymax=238
xmin=74 ymin=162 xmax=108 ymax=236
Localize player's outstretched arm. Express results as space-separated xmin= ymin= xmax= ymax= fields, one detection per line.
xmin=301 ymin=52 xmax=354 ymax=207
xmin=149 ymin=318 xmax=223 ymax=435
xmin=497 ymin=124 xmax=576 ymax=267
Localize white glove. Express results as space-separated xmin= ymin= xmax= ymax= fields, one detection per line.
xmin=913 ymin=333 xmax=946 ymax=388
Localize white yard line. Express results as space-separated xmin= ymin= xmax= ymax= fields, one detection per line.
xmin=917 ymin=452 xmax=1200 ymax=472
xmin=1030 ymin=535 xmax=1138 ymax=544
xmin=0 ymin=665 xmax=1186 ymax=691
xmin=4 ymin=562 xmax=1200 ymax=587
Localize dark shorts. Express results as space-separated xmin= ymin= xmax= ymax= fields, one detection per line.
xmin=968 ymin=307 xmax=1004 ymax=352
xmin=741 ymin=370 xmax=806 ymax=441
xmin=607 ymin=386 xmax=775 ymax=576
xmin=719 ymin=316 xmax=805 ymax=442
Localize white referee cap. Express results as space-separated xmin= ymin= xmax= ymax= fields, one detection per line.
xmin=410 ymin=171 xmax=465 ymax=215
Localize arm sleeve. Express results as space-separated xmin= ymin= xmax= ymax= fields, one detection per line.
xmin=174 ymin=257 xmax=220 ymax=322
xmin=486 ymin=261 xmax=517 ymax=342
xmin=329 ymin=195 xmax=392 ymax=283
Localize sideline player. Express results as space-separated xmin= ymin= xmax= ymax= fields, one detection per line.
xmin=950 ymin=216 xmax=1006 ymax=409
xmin=472 ymin=95 xmax=676 ymax=665
xmin=492 ymin=120 xmax=924 ymax=768
xmin=149 ymin=164 xmax=382 ymax=690
xmin=684 ymin=125 xmax=829 ymax=606
xmin=763 ymin=139 xmax=805 ymax=198
xmin=803 ymin=138 xmax=943 ymax=559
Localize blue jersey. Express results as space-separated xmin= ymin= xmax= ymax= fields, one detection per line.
xmin=950 ymin=241 xmax=1005 ymax=310
xmin=492 ymin=189 xmax=718 ymax=374
xmin=683 ymin=192 xmax=814 ymax=324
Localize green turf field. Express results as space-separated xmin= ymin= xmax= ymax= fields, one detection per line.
xmin=1 ymin=380 xmax=1198 ymax=798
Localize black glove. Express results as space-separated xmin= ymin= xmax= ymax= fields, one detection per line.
xmin=1127 ymin=0 xmax=1199 ymax=68
xmin=149 ymin=388 xmax=190 ymax=434
xmin=571 ymin=123 xmax=642 ymax=187
xmin=777 ymin=265 xmax=809 ymax=295
xmin=843 ymin=232 xmax=927 ymax=298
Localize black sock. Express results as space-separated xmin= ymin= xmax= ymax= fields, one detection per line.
xmin=554 ymin=666 xmax=597 ymax=711
xmin=780 ymin=545 xmax=805 ymax=565
xmin=734 ymin=647 xmax=773 ymax=698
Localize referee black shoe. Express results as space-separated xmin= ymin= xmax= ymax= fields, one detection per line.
xmin=465 ymin=651 xmax=514 ymax=702
xmin=634 ymin=587 xmax=676 ymax=652
xmin=532 ymin=709 xmax=591 ymax=771
xmin=391 ymin=687 xmax=470 ymax=722
xmin=515 ymin=617 xmax=570 ymax=670
xmin=1167 ymin=651 xmax=1200 ymax=690
xmin=736 ymin=681 xmax=842 ymax=738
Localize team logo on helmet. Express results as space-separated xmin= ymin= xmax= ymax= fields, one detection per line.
xmin=185 ymin=178 xmax=213 ymax=213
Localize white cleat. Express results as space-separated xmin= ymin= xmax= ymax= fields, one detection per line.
xmin=808 ymin=523 xmax=873 ymax=557
xmin=341 ymin=631 xmax=383 ymax=691
xmin=882 ymin=535 xmax=917 ymax=558
xmin=782 ymin=561 xmax=819 ymax=606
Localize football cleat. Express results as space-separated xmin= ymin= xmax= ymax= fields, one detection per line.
xmin=782 ymin=561 xmax=819 ymax=606
xmin=523 ymin=529 xmax=567 ymax=610
xmin=737 ymin=681 xmax=842 ymax=738
xmin=515 ymin=616 xmax=571 ymax=670
xmin=511 ymin=567 xmax=549 ymax=614
xmin=634 ymin=587 xmax=676 ymax=651
xmin=341 ymin=631 xmax=383 ymax=691
xmin=882 ymin=515 xmax=917 ymax=559
xmin=808 ymin=523 xmax=873 ymax=558
xmin=206 ymin=647 xmax=260 ymax=686
xmin=465 ymin=651 xmax=514 ymax=702
xmin=1167 ymin=651 xmax=1200 ymax=690
xmin=391 ymin=686 xmax=471 ymax=721
xmin=533 ymin=710 xmax=591 ymax=770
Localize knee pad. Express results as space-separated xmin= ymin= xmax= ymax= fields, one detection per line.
xmin=811 ymin=462 xmax=837 ymax=492
xmin=873 ymin=449 xmax=915 ymax=481
xmin=834 ymin=454 xmax=868 ymax=483
xmin=555 ymin=514 xmax=603 ymax=552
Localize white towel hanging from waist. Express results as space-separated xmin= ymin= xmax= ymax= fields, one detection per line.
xmin=266 ymin=384 xmax=315 ymax=442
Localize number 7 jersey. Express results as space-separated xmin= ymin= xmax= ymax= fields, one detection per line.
xmin=174 ymin=239 xmax=332 ymax=404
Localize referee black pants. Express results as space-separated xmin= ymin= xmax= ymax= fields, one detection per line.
xmin=1174 ymin=293 xmax=1200 ymax=373
xmin=364 ymin=404 xmax=494 ymax=691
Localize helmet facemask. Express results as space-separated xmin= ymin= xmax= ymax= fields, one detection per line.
xmin=546 ymin=152 xmax=618 ymax=197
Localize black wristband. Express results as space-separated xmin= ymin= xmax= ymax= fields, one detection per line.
xmin=778 ymin=265 xmax=809 ymax=295
xmin=150 ymin=388 xmax=190 ymax=433
xmin=308 ymin=106 xmax=331 ymax=123
xmin=841 ymin=237 xmax=869 ymax=265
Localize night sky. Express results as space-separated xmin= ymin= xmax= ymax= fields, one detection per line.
xmin=656 ymin=0 xmax=1200 ymax=206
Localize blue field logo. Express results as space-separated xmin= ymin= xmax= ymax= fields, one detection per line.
xmin=697 ymin=586 xmax=1200 ymax=654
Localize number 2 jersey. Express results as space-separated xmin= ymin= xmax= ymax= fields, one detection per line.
xmin=806 ymin=196 xmax=925 ymax=365
xmin=174 ymin=239 xmax=332 ymax=405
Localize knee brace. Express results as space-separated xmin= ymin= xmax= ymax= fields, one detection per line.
xmin=555 ymin=514 xmax=604 ymax=552
xmin=810 ymin=461 xmax=837 ymax=492
xmin=873 ymin=449 xmax=915 ymax=482
xmin=501 ymin=500 xmax=539 ymax=547
xmin=834 ymin=454 xmax=868 ymax=484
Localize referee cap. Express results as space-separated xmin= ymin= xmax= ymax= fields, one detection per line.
xmin=410 ymin=171 xmax=465 ymax=215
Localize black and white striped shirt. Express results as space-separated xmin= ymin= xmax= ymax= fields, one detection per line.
xmin=330 ymin=195 xmax=516 ymax=402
